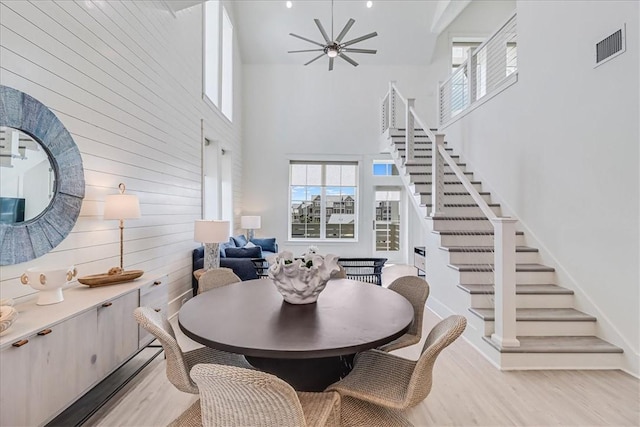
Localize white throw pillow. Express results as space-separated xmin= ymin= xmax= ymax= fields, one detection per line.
xmin=244 ymin=241 xmax=257 ymax=248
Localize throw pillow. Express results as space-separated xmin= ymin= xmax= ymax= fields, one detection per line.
xmin=250 ymin=237 xmax=277 ymax=253
xmin=231 ymin=234 xmax=248 ymax=247
xmin=219 ymin=239 xmax=236 ymax=258
xmin=244 ymin=241 xmax=257 ymax=248
xmin=225 ymin=246 xmax=263 ymax=258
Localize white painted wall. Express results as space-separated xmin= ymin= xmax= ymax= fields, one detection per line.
xmin=242 ymin=65 xmax=438 ymax=260
xmin=440 ymin=1 xmax=639 ymax=373
xmin=0 ymin=1 xmax=244 ymax=311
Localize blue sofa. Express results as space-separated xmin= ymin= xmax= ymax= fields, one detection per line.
xmin=192 ymin=235 xmax=278 ymax=295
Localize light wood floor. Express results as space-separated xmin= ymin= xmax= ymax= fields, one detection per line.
xmin=87 ymin=265 xmax=640 ymax=427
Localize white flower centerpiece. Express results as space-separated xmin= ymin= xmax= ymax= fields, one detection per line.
xmin=268 ymin=247 xmax=340 ymax=304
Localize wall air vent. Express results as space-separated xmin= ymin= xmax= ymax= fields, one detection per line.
xmin=595 ymin=25 xmax=626 ymax=67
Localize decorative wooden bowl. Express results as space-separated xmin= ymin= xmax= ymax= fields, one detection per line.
xmin=78 ymin=270 xmax=144 ymax=287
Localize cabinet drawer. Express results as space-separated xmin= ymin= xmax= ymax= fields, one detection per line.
xmin=139 ymin=276 xmax=168 ymax=348
xmin=97 ymin=291 xmax=139 ymax=377
xmin=414 ymin=253 xmax=426 ymax=271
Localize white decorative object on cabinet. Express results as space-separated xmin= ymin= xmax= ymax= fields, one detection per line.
xmin=0 ymin=274 xmax=167 ymax=427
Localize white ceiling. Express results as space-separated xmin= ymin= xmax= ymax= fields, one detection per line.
xmin=166 ymin=1 xmax=469 ymax=67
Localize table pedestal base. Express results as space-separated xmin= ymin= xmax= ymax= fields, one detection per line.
xmin=246 ymin=355 xmax=355 ymax=392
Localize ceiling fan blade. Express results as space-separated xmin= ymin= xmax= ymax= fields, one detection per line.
xmin=339 ymin=53 xmax=359 ymax=67
xmin=290 ymin=33 xmax=325 ymax=47
xmin=288 ymin=49 xmax=325 ymax=53
xmin=335 ymin=18 xmax=355 ymax=43
xmin=314 ymin=19 xmax=330 ymax=43
xmin=341 ymin=32 xmax=378 ymax=47
xmin=329 ymin=57 xmax=334 ymax=71
xmin=304 ymin=53 xmax=326 ymax=66
xmin=342 ymin=48 xmax=377 ymax=54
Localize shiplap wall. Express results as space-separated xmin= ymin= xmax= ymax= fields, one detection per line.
xmin=0 ymin=0 xmax=243 ymax=312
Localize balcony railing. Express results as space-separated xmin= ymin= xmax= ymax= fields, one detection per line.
xmin=439 ymin=12 xmax=518 ymax=126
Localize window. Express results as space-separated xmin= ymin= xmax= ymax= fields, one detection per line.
xmin=204 ymin=1 xmax=233 ymax=121
xmin=372 ymin=160 xmax=398 ymax=176
xmin=290 ymin=162 xmax=358 ymax=240
xmin=204 ymin=0 xmax=219 ymax=106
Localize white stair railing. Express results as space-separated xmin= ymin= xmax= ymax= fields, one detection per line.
xmin=380 ymin=82 xmax=520 ymax=348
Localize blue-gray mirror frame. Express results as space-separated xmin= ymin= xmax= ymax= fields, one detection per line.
xmin=0 ymin=85 xmax=85 ymax=265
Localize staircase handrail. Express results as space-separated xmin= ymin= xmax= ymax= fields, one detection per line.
xmin=381 ymin=80 xmax=520 ymax=349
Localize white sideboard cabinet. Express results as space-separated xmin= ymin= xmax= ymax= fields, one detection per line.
xmin=0 ymin=274 xmax=168 ymax=427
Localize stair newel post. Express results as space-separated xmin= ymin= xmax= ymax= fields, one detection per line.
xmin=389 ymin=80 xmax=397 ymax=129
xmin=490 ymin=217 xmax=520 ymax=348
xmin=405 ymin=98 xmax=415 ymax=164
xmin=430 ymin=133 xmax=446 ymax=217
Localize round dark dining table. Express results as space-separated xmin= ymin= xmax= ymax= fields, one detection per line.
xmin=179 ymin=278 xmax=414 ymax=391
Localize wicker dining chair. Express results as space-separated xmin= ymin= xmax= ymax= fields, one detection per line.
xmin=331 ymin=265 xmax=348 ymax=279
xmin=378 ymin=276 xmax=430 ymax=352
xmin=326 ymin=315 xmax=467 ymax=413
xmin=198 ymin=268 xmax=241 ymax=294
xmin=168 ymin=364 xmax=341 ymax=427
xmin=133 ymin=307 xmax=253 ymax=395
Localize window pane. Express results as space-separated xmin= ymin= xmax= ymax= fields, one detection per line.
xmin=341 ymin=165 xmax=357 ymax=186
xmin=204 ymin=0 xmax=219 ymax=106
xmin=325 ymin=164 xmax=341 ymax=186
xmin=307 ymin=164 xmax=322 ymax=185
xmin=291 ymin=165 xmax=307 ymax=185
xmin=221 ymin=7 xmax=233 ymax=120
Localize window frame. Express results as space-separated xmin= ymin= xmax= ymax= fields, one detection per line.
xmin=288 ymin=161 xmax=360 ymax=242
xmin=203 ymin=0 xmax=233 ymax=122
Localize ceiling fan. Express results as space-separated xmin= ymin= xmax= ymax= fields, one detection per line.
xmin=288 ymin=0 xmax=377 ymax=71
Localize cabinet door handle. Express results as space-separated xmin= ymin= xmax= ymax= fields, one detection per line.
xmin=102 ymin=302 xmax=113 ymax=307
xmin=12 ymin=339 xmax=28 ymax=347
xmin=154 ymin=308 xmax=161 ymax=313
xmin=37 ymin=329 xmax=52 ymax=336
xmin=153 ymin=281 xmax=161 ymax=286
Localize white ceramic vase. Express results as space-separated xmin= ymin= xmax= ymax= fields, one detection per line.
xmin=0 ymin=305 xmax=18 ymax=333
xmin=268 ymin=251 xmax=340 ymax=304
xmin=20 ymin=266 xmax=77 ymax=305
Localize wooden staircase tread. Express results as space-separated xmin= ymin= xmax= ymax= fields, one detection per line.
xmin=482 ymin=336 xmax=623 ymax=354
xmin=457 ymin=284 xmax=574 ymax=295
xmin=450 ymin=263 xmax=555 ymax=272
xmin=433 ymin=230 xmax=525 ymax=235
xmin=405 ymin=162 xmax=466 ymax=166
xmin=428 ymin=216 xmax=491 ymax=220
xmin=409 ymin=172 xmax=473 ymax=176
xmin=441 ymin=246 xmax=538 ymax=252
xmin=411 ymin=180 xmax=482 ymax=185
xmin=418 ymin=192 xmax=491 ymax=196
xmin=470 ymin=307 xmax=596 ymax=322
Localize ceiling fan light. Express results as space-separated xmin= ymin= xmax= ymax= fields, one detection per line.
xmin=366 ymin=1 xmax=373 ymax=8
xmin=327 ymin=48 xmax=338 ymax=58
xmin=286 ymin=1 xmax=293 ymax=9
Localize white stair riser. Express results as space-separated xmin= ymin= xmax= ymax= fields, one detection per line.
xmin=389 ymin=130 xmax=429 ymax=138
xmin=481 ymin=320 xmax=597 ymax=337
xmin=438 ymin=233 xmax=527 ymax=246
xmin=431 ymin=219 xmax=494 ymax=231
xmin=406 ymin=164 xmax=467 ymax=173
xmin=468 ymin=293 xmax=575 ymax=309
xmin=446 ymin=250 xmax=538 ymax=264
xmin=412 ymin=182 xmax=482 ymax=193
xmin=498 ymin=352 xmax=623 ymax=370
xmin=456 ymin=270 xmax=556 ymax=285
xmin=426 ymin=205 xmax=502 ymax=217
xmin=420 ymin=193 xmax=493 ymax=205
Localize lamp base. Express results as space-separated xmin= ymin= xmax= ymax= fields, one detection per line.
xmin=204 ymin=243 xmax=221 ymax=270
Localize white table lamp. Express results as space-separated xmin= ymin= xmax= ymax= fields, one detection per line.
xmin=194 ymin=220 xmax=230 ymax=270
xmin=240 ymin=215 xmax=261 ymax=240
xmin=104 ymin=183 xmax=141 ymax=272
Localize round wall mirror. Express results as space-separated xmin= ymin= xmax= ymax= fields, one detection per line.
xmin=0 ymin=126 xmax=56 ymax=223
xmin=0 ymin=85 xmax=85 ymax=265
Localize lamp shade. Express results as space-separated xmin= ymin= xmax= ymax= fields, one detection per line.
xmin=240 ymin=215 xmax=261 ymax=229
xmin=194 ymin=220 xmax=230 ymax=244
xmin=104 ymin=194 xmax=141 ymax=220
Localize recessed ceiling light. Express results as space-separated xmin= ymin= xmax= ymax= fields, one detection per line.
xmin=286 ymin=1 xmax=293 ymax=8
xmin=366 ymin=1 xmax=373 ymax=8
